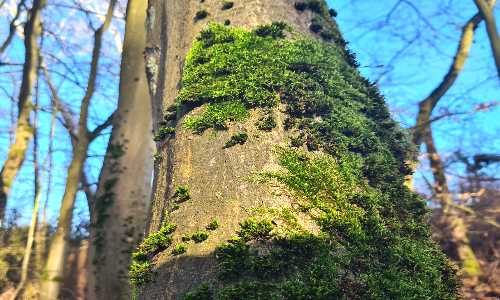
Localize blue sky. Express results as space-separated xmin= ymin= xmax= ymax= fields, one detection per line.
xmin=0 ymin=0 xmax=498 ymax=228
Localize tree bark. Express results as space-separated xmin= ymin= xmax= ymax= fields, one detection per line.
xmin=87 ymin=0 xmax=153 ymax=298
xmin=138 ymin=1 xmax=457 ymax=299
xmin=0 ymin=0 xmax=45 ymax=226
xmin=39 ymin=1 xmax=117 ymax=299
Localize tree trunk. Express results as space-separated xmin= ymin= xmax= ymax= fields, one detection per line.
xmin=40 ymin=1 xmax=117 ymax=298
xmin=40 ymin=138 xmax=89 ymax=300
xmin=0 ymin=0 xmax=45 ymax=225
xmin=138 ymin=1 xmax=458 ymax=299
xmin=424 ymin=128 xmax=481 ymax=278
xmin=87 ymin=0 xmax=153 ymax=298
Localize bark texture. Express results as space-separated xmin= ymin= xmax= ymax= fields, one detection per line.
xmin=137 ymin=1 xmax=458 ymax=299
xmin=87 ymin=0 xmax=153 ymax=298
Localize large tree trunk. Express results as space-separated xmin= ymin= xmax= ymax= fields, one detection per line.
xmin=0 ymin=0 xmax=45 ymax=225
xmin=87 ymin=0 xmax=153 ymax=298
xmin=137 ymin=1 xmax=458 ymax=299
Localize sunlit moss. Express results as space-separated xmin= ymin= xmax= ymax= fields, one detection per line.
xmin=176 ymin=23 xmax=458 ymax=299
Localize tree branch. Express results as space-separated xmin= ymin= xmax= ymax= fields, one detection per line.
xmin=412 ymin=0 xmax=497 ymax=146
xmin=474 ymin=0 xmax=500 ymax=77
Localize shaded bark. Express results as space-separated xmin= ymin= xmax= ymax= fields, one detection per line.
xmin=0 ymin=0 xmax=45 ymax=226
xmin=39 ymin=1 xmax=117 ymax=299
xmin=87 ymin=0 xmax=153 ymax=298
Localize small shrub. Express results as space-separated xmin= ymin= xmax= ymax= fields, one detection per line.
xmin=222 ymin=1 xmax=234 ymax=10
xmin=194 ymin=10 xmax=208 ymax=21
xmin=172 ymin=243 xmax=188 ymax=255
xmin=224 ymin=132 xmax=248 ymax=148
xmin=191 ymin=231 xmax=209 ymax=243
xmin=206 ymin=219 xmax=220 ymax=231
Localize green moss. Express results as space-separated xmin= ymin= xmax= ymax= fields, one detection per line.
xmin=194 ymin=10 xmax=208 ymax=21
xmin=254 ymin=22 xmax=287 ymax=39
xmin=129 ymin=261 xmax=152 ymax=286
xmin=328 ymin=8 xmax=337 ymax=17
xmin=223 ymin=132 xmax=248 ymax=148
xmin=221 ymin=1 xmax=234 ymax=10
xmin=184 ymin=101 xmax=249 ymax=133
xmin=172 ymin=243 xmax=188 ymax=255
xmin=238 ymin=218 xmax=274 ymax=241
xmin=294 ymin=0 xmax=329 ymax=15
xmin=173 ymin=185 xmax=190 ymax=202
xmin=191 ymin=231 xmax=210 ymax=243
xmin=255 ymin=111 xmax=276 ymax=131
xmin=178 ymin=23 xmax=458 ymax=299
xmin=181 ymin=234 xmax=191 ymax=242
xmin=184 ymin=284 xmax=213 ymax=300
xmin=206 ymin=219 xmax=220 ymax=231
xmin=153 ymin=126 xmax=175 ymax=141
xmin=129 ymin=222 xmax=177 ymax=286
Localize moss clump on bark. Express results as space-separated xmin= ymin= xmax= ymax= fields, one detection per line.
xmin=224 ymin=132 xmax=248 ymax=148
xmin=129 ymin=222 xmax=177 ymax=286
xmin=174 ymin=23 xmax=458 ymax=299
xmin=173 ymin=185 xmax=191 ymax=202
xmin=191 ymin=231 xmax=210 ymax=243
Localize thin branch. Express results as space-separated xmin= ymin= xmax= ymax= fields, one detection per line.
xmin=412 ymin=0 xmax=497 ymax=146
xmin=0 ymin=0 xmax=26 ymax=55
xmin=88 ymin=111 xmax=115 ymax=141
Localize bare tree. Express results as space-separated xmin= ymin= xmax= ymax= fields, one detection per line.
xmin=0 ymin=0 xmax=46 ymax=225
xmin=39 ymin=1 xmax=117 ymax=298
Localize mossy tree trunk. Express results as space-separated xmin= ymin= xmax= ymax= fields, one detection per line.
xmin=87 ymin=0 xmax=153 ymax=298
xmin=137 ymin=1 xmax=459 ymax=299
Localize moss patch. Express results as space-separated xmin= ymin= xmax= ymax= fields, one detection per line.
xmin=173 ymin=185 xmax=191 ymax=203
xmin=191 ymin=231 xmax=210 ymax=243
xmin=223 ymin=132 xmax=248 ymax=148
xmin=175 ymin=22 xmax=458 ymax=299
xmin=129 ymin=222 xmax=177 ymax=286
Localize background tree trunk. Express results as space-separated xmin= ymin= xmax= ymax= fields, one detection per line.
xmin=40 ymin=1 xmax=117 ymax=298
xmin=0 ymin=0 xmax=45 ymax=225
xmin=87 ymin=0 xmax=153 ymax=298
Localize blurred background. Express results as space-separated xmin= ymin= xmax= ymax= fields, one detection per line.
xmin=0 ymin=0 xmax=498 ymax=299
